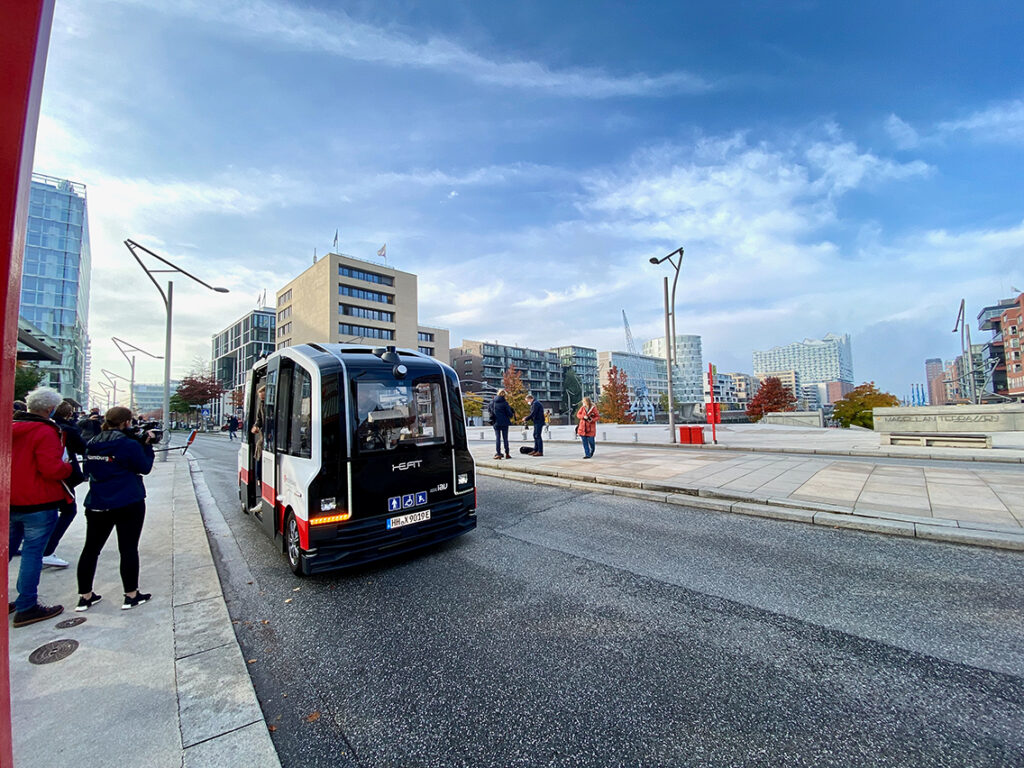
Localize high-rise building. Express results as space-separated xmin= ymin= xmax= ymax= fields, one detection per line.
xmin=454 ymin=340 xmax=562 ymax=411
xmin=641 ymin=334 xmax=704 ymax=405
xmin=753 ymin=333 xmax=853 ymax=385
xmin=978 ymin=293 xmax=1024 ymax=401
xmin=550 ymin=346 xmax=600 ymax=407
xmin=19 ymin=173 xmax=91 ymax=404
xmin=757 ymin=370 xmax=804 ymax=407
xmin=598 ymin=351 xmax=669 ymax=405
xmin=703 ymin=372 xmax=739 ymax=409
xmin=212 ymin=307 xmax=277 ymax=421
xmin=133 ymin=381 xmax=181 ymax=417
xmin=724 ymin=372 xmax=761 ymax=410
xmin=275 ymin=252 xmax=449 ymax=363
xmin=924 ymin=357 xmax=947 ymax=406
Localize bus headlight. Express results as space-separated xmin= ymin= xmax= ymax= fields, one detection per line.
xmin=320 ymin=497 xmax=337 ymax=512
xmin=457 ymin=474 xmax=469 ymax=486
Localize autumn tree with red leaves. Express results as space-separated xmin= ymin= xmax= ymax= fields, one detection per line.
xmin=501 ymin=364 xmax=528 ymax=420
xmin=599 ymin=365 xmax=633 ymax=424
xmin=746 ymin=376 xmax=797 ymax=422
xmin=176 ymin=373 xmax=225 ymax=409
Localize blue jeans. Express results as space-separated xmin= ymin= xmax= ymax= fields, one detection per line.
xmin=493 ymin=426 xmax=509 ymax=455
xmin=581 ymin=435 xmax=596 ymax=457
xmin=9 ymin=509 xmax=58 ymax=612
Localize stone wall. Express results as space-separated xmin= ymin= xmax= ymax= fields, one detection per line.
xmin=873 ymin=404 xmax=1024 ymax=434
xmin=760 ymin=411 xmax=824 ymax=427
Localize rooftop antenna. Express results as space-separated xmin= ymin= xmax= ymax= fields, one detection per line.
xmin=313 ymin=247 xmax=317 ymax=264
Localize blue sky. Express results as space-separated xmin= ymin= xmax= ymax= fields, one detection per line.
xmin=34 ymin=0 xmax=1024 ymax=399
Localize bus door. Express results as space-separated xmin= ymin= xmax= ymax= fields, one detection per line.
xmin=255 ymin=359 xmax=280 ymax=539
xmin=271 ymin=357 xmax=318 ymax=537
xmin=241 ymin=367 xmax=262 ymax=512
xmin=349 ymin=373 xmax=454 ymax=524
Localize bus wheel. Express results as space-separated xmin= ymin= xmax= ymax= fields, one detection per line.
xmin=285 ymin=512 xmax=304 ymax=576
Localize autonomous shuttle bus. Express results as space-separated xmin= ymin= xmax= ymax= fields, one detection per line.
xmin=238 ymin=344 xmax=477 ymax=574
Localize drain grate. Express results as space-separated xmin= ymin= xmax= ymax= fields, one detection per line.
xmin=29 ymin=639 xmax=79 ymax=665
xmin=55 ymin=617 xmax=86 ymax=629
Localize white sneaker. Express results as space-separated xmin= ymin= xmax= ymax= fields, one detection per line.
xmin=41 ymin=555 xmax=69 ymax=568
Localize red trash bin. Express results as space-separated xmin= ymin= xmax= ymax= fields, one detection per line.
xmin=678 ymin=425 xmax=691 ymax=444
xmin=690 ymin=426 xmax=705 ymax=445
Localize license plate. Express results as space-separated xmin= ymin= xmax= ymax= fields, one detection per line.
xmin=387 ymin=509 xmax=431 ymax=530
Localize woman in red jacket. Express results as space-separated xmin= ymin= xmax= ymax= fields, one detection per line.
xmin=9 ymin=387 xmax=71 ymax=627
xmin=575 ymin=397 xmax=599 ymax=459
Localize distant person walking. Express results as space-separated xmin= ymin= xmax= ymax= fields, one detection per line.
xmin=522 ymin=394 xmax=545 ymax=456
xmin=576 ymin=397 xmax=600 ymax=459
xmin=76 ymin=406 xmax=156 ymax=612
xmin=10 ymin=387 xmax=71 ymax=627
xmin=488 ymin=389 xmax=515 ymax=460
xmin=227 ymin=413 xmax=239 ymax=441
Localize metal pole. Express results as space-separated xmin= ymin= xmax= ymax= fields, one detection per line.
xmin=663 ymin=277 xmax=676 ymax=443
xmin=966 ymin=323 xmax=976 ymax=404
xmin=129 ymin=354 xmax=136 ymax=414
xmin=161 ymin=280 xmax=173 ymax=462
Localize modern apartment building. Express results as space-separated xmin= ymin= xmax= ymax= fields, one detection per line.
xmin=978 ymin=293 xmax=1024 ymax=401
xmin=211 ymin=307 xmax=277 ymax=421
xmin=757 ymin=370 xmax=804 ymax=408
xmin=275 ymin=252 xmax=449 ymax=363
xmin=724 ymin=372 xmax=761 ymax=409
xmin=134 ymin=381 xmax=180 ymax=417
xmin=19 ymin=173 xmax=91 ymax=404
xmin=753 ymin=333 xmax=853 ymax=385
xmin=1000 ymin=295 xmax=1024 ymax=399
xmin=703 ymin=372 xmax=739 ymax=409
xmin=641 ymin=334 xmax=704 ymax=405
xmin=924 ymin=357 xmax=947 ymax=406
xmin=453 ymin=340 xmax=562 ymax=411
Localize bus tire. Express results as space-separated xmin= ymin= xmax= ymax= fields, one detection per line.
xmin=285 ymin=512 xmax=304 ymax=576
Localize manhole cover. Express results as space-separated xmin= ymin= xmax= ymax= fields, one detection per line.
xmin=29 ymin=639 xmax=79 ymax=665
xmin=55 ymin=617 xmax=86 ymax=629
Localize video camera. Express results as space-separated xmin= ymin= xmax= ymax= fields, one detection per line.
xmin=128 ymin=420 xmax=164 ymax=445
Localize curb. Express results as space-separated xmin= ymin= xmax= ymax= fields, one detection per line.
xmin=468 ymin=435 xmax=1024 ymax=464
xmin=476 ymin=461 xmax=1024 ymax=552
xmin=176 ymin=458 xmax=281 ymax=767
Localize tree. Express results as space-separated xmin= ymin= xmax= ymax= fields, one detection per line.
xmin=14 ymin=363 xmax=44 ymax=401
xmin=168 ymin=393 xmax=192 ymax=426
xmin=462 ymin=391 xmax=484 ymax=419
xmin=598 ymin=365 xmax=633 ymax=424
xmin=230 ymin=387 xmax=245 ymax=411
xmin=832 ymin=382 xmax=899 ymax=429
xmin=501 ymin=364 xmax=528 ymax=420
xmin=658 ymin=392 xmax=670 ymax=414
xmin=746 ymin=377 xmax=797 ymax=422
xmin=176 ymin=373 xmax=225 ymax=407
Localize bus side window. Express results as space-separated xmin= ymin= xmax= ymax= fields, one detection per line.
xmin=289 ymin=366 xmax=312 ymax=459
xmin=264 ymin=369 xmax=278 ymax=453
xmin=275 ymin=363 xmax=293 ymax=454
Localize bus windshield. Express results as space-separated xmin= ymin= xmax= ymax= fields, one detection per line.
xmin=354 ymin=379 xmax=447 ymax=452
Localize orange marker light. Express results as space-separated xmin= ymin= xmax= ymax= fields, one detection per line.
xmin=309 ymin=512 xmax=352 ymax=525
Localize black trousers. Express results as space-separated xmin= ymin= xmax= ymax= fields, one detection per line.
xmin=77 ymin=501 xmax=146 ymax=594
xmin=532 ymin=423 xmax=544 ymax=453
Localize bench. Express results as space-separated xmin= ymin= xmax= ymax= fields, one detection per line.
xmin=880 ymin=432 xmax=992 ymax=449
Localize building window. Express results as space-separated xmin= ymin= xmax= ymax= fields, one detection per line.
xmin=278 ymin=289 xmax=292 ymax=305
xmin=418 ymin=331 xmax=435 ymax=342
xmin=339 ymin=265 xmax=394 ymax=286
xmin=278 ymin=306 xmax=292 ymax=322
xmin=339 ymin=303 xmax=395 ymax=323
xmin=418 ymin=346 xmax=434 ymax=356
xmin=277 ymin=322 xmax=292 ymax=338
xmin=339 ymin=323 xmax=394 ymax=340
xmin=339 ymin=284 xmax=394 ymax=304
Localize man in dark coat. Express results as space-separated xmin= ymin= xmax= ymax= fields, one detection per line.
xmin=522 ymin=395 xmax=545 ymax=456
xmin=487 ymin=389 xmax=515 ymax=459
xmin=77 ymin=407 xmax=102 ymax=441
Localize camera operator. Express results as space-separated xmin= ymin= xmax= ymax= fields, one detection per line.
xmin=76 ymin=406 xmax=156 ymax=612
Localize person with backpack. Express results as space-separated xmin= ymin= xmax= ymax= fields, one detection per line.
xmin=487 ymin=389 xmax=515 ymax=460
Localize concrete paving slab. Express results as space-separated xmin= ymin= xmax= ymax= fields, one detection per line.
xmin=183 ymin=721 xmax=280 ymax=768
xmin=856 ymin=491 xmax=932 ymax=511
xmin=927 ymin=483 xmax=1007 ymax=510
xmin=176 ymin=644 xmax=266 ymax=748
xmin=173 ymin=563 xmax=225 ymax=608
xmin=730 ymin=502 xmax=816 ymax=524
xmin=175 ymin=596 xmax=237 ymax=660
xmin=666 ymin=495 xmax=734 ymax=513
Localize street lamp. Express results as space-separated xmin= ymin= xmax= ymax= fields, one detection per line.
xmin=952 ymin=299 xmax=977 ymax=405
xmin=100 ymin=368 xmax=132 ymax=408
xmin=113 ymin=336 xmax=162 ymax=414
xmin=95 ymin=381 xmax=112 ymax=409
xmin=125 ymin=239 xmax=229 ymax=459
xmin=649 ymin=247 xmax=684 ymax=443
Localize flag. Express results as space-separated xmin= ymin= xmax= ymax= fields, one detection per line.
xmin=377 ymin=243 xmax=386 ymax=259
xmin=333 ymin=229 xmax=338 ymax=249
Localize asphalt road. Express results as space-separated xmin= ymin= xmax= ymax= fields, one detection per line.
xmin=187 ymin=434 xmax=1024 ymax=768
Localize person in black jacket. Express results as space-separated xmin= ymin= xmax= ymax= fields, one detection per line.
xmin=40 ymin=400 xmax=87 ymax=568
xmin=521 ymin=395 xmax=545 ymax=457
xmin=77 ymin=407 xmax=102 ymax=441
xmin=75 ymin=406 xmax=156 ymax=612
xmin=487 ymin=389 xmax=515 ymax=460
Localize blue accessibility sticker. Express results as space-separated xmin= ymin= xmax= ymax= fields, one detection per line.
xmin=387 ymin=496 xmax=402 ymax=512
xmin=402 ymin=494 xmax=416 ymax=509
xmin=415 ymin=491 xmax=428 ymax=505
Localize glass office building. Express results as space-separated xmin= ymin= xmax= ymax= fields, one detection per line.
xmin=20 ymin=173 xmax=91 ymax=404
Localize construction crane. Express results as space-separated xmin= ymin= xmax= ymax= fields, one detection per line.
xmin=622 ymin=310 xmax=656 ymax=423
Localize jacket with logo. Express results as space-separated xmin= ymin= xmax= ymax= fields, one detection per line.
xmin=84 ymin=430 xmax=155 ymax=510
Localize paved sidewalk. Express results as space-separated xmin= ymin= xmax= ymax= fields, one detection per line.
xmin=8 ymin=455 xmax=279 ymax=768
xmin=473 ymin=435 xmax=1024 ymax=551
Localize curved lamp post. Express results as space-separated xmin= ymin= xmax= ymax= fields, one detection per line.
xmin=649 ymin=247 xmax=684 ymax=443
xmin=112 ymin=336 xmax=162 ymax=414
xmin=125 ymin=239 xmax=228 ymax=459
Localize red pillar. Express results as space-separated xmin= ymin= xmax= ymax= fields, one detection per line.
xmin=0 ymin=1 xmax=55 ymax=764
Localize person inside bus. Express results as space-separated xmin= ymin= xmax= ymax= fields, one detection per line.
xmin=251 ymin=384 xmax=266 ymax=482
xmin=488 ymin=389 xmax=514 ymax=460
xmin=76 ymin=406 xmax=156 ymax=611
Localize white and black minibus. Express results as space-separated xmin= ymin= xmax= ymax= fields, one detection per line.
xmin=238 ymin=344 xmax=477 ymax=575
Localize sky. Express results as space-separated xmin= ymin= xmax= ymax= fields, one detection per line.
xmin=32 ymin=0 xmax=1024 ymax=401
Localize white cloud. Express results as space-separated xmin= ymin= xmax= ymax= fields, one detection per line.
xmin=113 ymin=0 xmax=710 ymax=98
xmin=938 ymin=98 xmax=1024 ymax=143
xmin=885 ymin=114 xmax=920 ymax=149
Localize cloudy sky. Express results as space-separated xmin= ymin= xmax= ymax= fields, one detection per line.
xmin=33 ymin=0 xmax=1024 ymax=399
